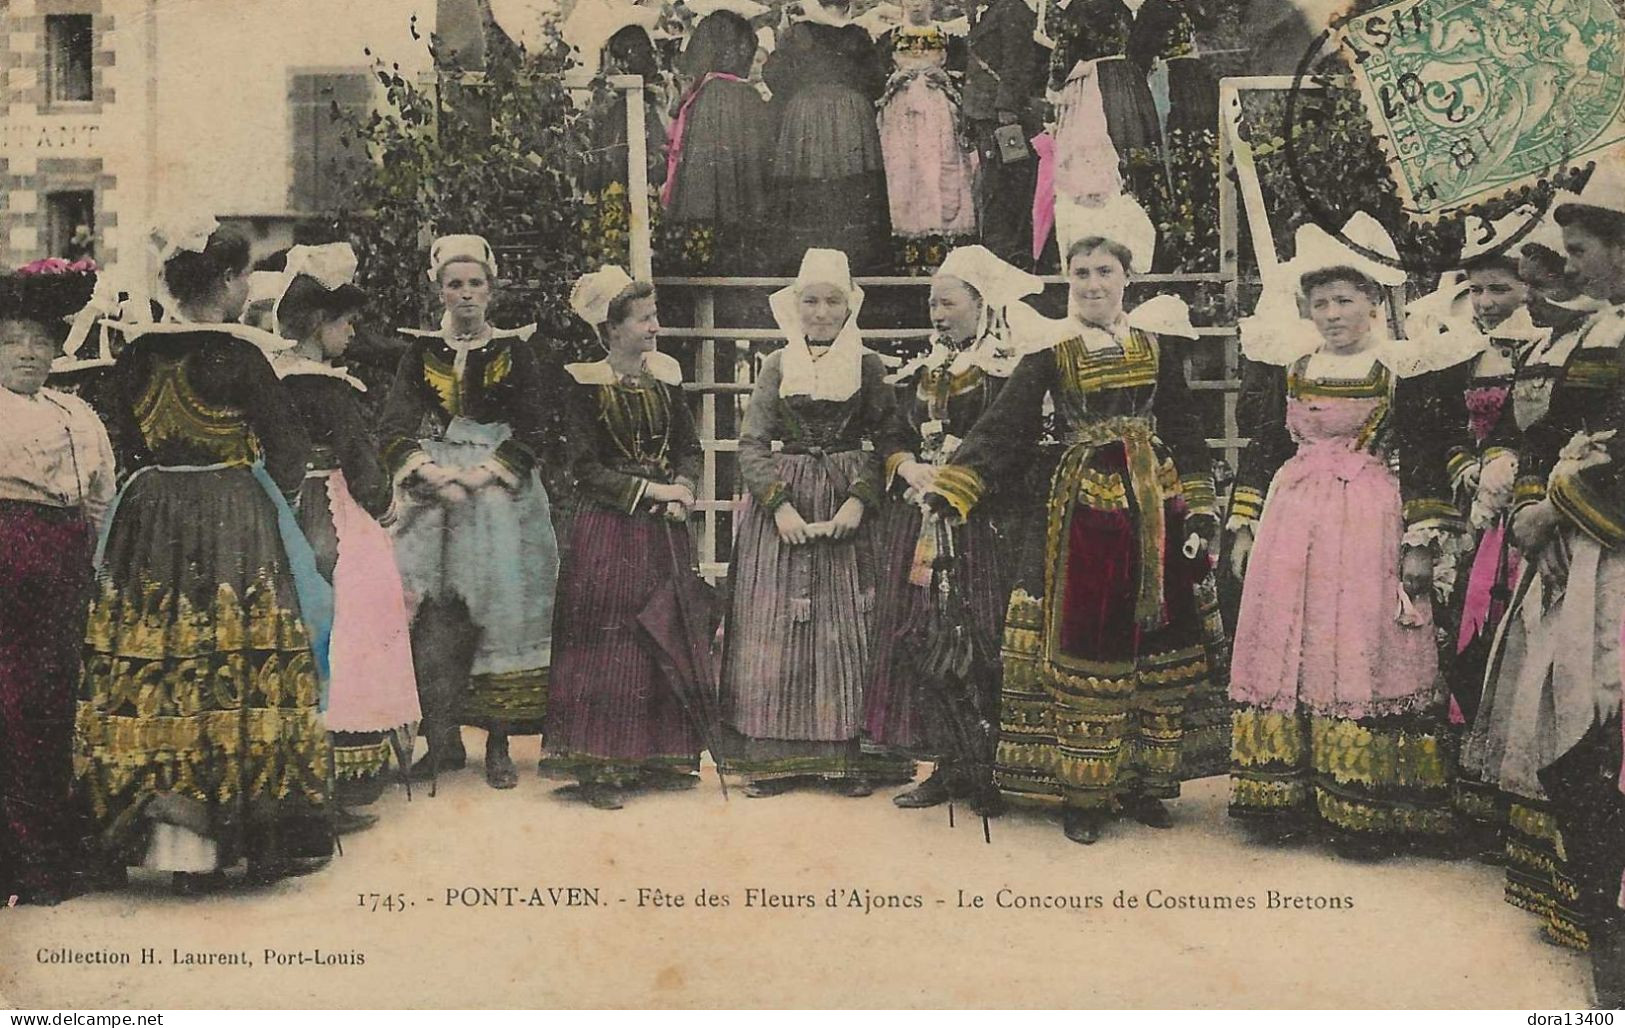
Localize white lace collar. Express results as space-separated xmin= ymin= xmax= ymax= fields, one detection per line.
xmin=769 ymin=284 xmax=869 ymax=401
xmin=397 ymin=312 xmax=537 ymax=347
xmin=565 ymin=351 xmax=684 ymax=386
xmin=104 ymin=316 xmax=294 ymax=362
xmin=271 ymin=352 xmax=367 ymax=392
xmin=398 ymin=313 xmax=538 ymax=375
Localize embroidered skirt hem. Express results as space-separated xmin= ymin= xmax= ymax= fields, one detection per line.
xmin=1227 ymin=706 xmax=1456 ymax=838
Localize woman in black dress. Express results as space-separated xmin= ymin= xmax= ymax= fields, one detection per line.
xmin=763 ymin=0 xmax=891 ymax=274
xmin=77 ymin=219 xmax=333 ymax=893
xmin=542 ymin=267 xmax=705 ymax=809
xmin=660 ymin=9 xmax=776 ymax=274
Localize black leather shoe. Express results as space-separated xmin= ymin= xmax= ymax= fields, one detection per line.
xmin=409 ymin=749 xmax=466 ymax=781
xmin=640 ymin=770 xmax=701 ymax=791
xmin=172 ymin=871 xmax=227 ymax=896
xmin=1330 ymin=832 xmax=1390 ymax=861
xmin=1062 ymin=809 xmax=1106 ymax=845
xmin=744 ymin=778 xmax=798 ymax=798
xmin=485 ymin=749 xmax=518 ymax=790
xmin=836 ymin=778 xmax=874 ymax=798
xmin=893 ymin=775 xmax=952 ymax=808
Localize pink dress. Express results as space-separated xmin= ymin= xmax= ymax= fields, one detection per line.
xmin=876 ymin=25 xmax=977 ymax=241
xmin=1228 ymin=357 xmax=1453 ymax=841
xmin=1231 ymin=393 xmax=1438 ymax=718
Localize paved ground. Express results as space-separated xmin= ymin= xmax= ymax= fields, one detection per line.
xmin=0 ymin=734 xmax=1596 ymax=1008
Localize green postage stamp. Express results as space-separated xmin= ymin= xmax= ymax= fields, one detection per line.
xmin=1338 ymin=0 xmax=1625 ymax=218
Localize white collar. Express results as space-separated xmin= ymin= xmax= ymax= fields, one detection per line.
xmin=796 ymin=1 xmax=854 ymax=28
xmin=0 ymin=384 xmax=49 ymax=406
xmin=888 ymin=301 xmax=1066 ymax=383
xmin=1578 ymin=304 xmax=1625 ymax=351
xmin=399 ymin=314 xmax=537 ymax=376
xmin=769 ymin=284 xmax=869 ymax=401
xmin=565 ymin=351 xmax=684 ymax=386
xmin=1389 ymin=304 xmax=1551 ymax=378
xmin=1064 ymin=312 xmax=1131 ymax=354
xmin=1481 ymin=305 xmax=1546 ymax=341
xmin=1306 ymin=345 xmax=1385 ymax=380
xmin=102 ymin=318 xmax=292 ymax=362
xmin=271 ymin=352 xmax=367 ymax=392
xmin=398 ymin=312 xmax=538 ymax=347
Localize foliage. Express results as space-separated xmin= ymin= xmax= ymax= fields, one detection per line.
xmin=333 ymin=17 xmax=600 ymax=345
xmin=321 ymin=15 xmax=611 ymax=487
xmin=1235 ymin=51 xmax=1593 ymax=287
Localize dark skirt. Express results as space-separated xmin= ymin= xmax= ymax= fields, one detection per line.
xmin=1536 ymin=717 xmax=1625 ymax=949
xmin=1163 ymin=55 xmax=1219 ymax=142
xmin=1097 ymin=57 xmax=1165 ymax=203
xmin=1504 ymin=798 xmax=1593 ymax=950
xmin=542 ymin=510 xmax=701 ymax=784
xmin=0 ymin=502 xmax=93 ymax=900
xmin=77 ymin=466 xmax=330 ymax=869
xmin=1097 ymin=58 xmax=1162 ymax=154
xmin=769 ymin=84 xmax=892 ymax=274
xmin=994 ymin=444 xmax=1213 ymax=810
xmin=862 ymin=501 xmax=1015 ymax=755
xmin=662 ymin=78 xmax=774 ymax=275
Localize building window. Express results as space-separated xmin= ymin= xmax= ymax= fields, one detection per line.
xmin=46 ymin=191 xmax=96 ymax=261
xmin=45 ymin=15 xmax=94 ymax=104
xmin=290 ymin=73 xmax=371 ymax=213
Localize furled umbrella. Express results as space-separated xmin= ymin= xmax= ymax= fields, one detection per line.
xmin=902 ymin=513 xmax=1002 ymax=841
xmin=636 ymin=519 xmax=730 ymax=798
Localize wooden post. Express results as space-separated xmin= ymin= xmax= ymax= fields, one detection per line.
xmin=1217 ymin=79 xmax=1242 ymax=482
xmin=614 ymin=73 xmax=654 ymax=281
xmin=695 ymin=290 xmax=718 ymax=573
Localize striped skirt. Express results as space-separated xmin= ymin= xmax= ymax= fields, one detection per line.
xmin=719 ymin=450 xmax=907 ymax=782
xmin=542 ymin=510 xmax=701 ymax=785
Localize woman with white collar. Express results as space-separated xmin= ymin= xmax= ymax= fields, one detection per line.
xmin=76 ymin=218 xmax=333 ymax=893
xmin=1227 ymin=213 xmax=1453 ymax=858
xmin=379 ymin=235 xmax=560 ymax=791
xmin=1466 ymin=165 xmax=1625 ymax=973
xmin=863 ymin=245 xmax=1048 ymax=813
xmin=1450 ymin=200 xmax=1606 ymax=951
xmin=921 ymin=196 xmax=1220 ymax=845
xmin=269 ymin=245 xmax=419 ymax=827
xmin=540 ymin=268 xmax=703 ymax=810
xmin=720 ymin=248 xmax=906 ymax=797
xmin=1388 ymin=212 xmax=1552 ymax=862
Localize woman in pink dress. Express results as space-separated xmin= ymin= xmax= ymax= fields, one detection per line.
xmin=875 ymin=0 xmax=977 ymax=273
xmin=1227 ymin=214 xmax=1454 ymax=858
xmin=268 ymin=245 xmax=420 ymax=827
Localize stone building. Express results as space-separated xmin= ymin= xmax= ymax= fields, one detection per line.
xmin=0 ymin=0 xmax=448 ymax=276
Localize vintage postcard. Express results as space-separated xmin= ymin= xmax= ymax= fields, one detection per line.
xmin=0 ymin=0 xmax=1623 ymax=1011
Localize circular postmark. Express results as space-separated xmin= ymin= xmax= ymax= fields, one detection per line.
xmin=1277 ymin=0 xmax=1608 ymax=275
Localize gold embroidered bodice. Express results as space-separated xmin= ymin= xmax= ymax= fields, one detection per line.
xmin=132 ymin=357 xmax=260 ymax=466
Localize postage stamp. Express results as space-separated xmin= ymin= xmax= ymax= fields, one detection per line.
xmin=1338 ymin=0 xmax=1625 ymax=219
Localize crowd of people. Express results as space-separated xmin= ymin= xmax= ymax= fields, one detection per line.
xmin=573 ymin=0 xmax=1290 ymax=275
xmin=2 ymin=0 xmax=1624 ymax=1007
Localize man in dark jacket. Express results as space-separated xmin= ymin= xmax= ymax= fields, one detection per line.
xmin=962 ymin=0 xmax=1046 ymax=267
